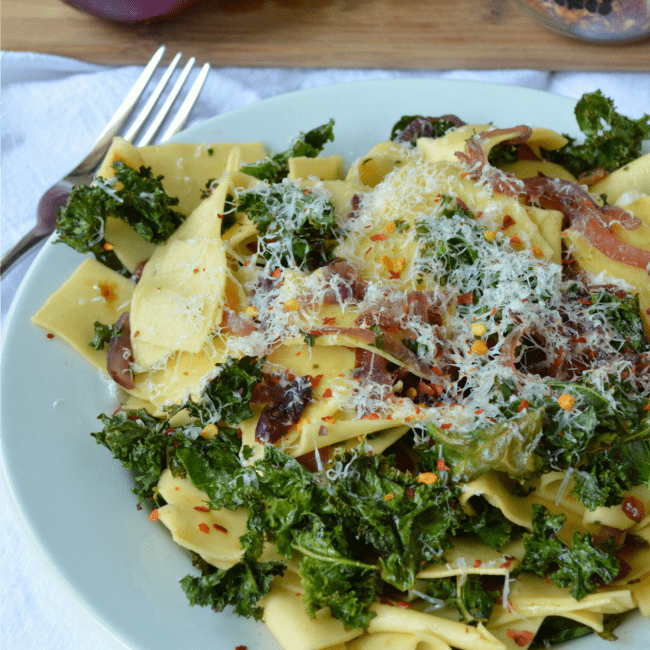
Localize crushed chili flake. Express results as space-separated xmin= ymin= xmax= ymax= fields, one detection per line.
xmin=457 ymin=292 xmax=474 ymax=305
xmin=501 ymin=214 xmax=515 ymax=230
xmin=439 ymin=423 xmax=452 ymax=430
xmin=361 ymin=413 xmax=380 ymax=420
xmin=395 ymin=600 xmax=413 ymax=609
xmin=194 ymin=506 xmax=211 ymax=513
xmin=322 ymin=388 xmax=333 ymax=398
xmin=198 ymin=523 xmax=210 ymax=534
xmin=370 ymin=233 xmax=387 ymax=242
xmin=518 ymin=400 xmax=529 ymax=412
xmin=506 ymin=629 xmax=534 ymax=647
xmin=500 ymin=555 xmax=516 ymax=569
xmin=46 ymin=332 xmax=55 ymax=339
xmin=213 ymin=524 xmax=228 ymax=533
xmin=473 ymin=559 xmax=483 ymax=568
xmin=437 ymin=459 xmax=450 ymax=471
xmin=272 ymin=268 xmax=282 ymax=278
xmin=149 ymin=509 xmax=159 ymax=522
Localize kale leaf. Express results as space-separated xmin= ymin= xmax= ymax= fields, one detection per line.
xmin=240 ymin=120 xmax=335 ymax=183
xmin=423 ymin=409 xmax=544 ymax=483
xmin=91 ymin=408 xmax=189 ymax=504
xmin=181 ymin=560 xmax=285 ymax=620
xmin=516 ymin=505 xmax=619 ymax=600
xmin=586 ymin=289 xmax=648 ymax=354
xmin=238 ymin=180 xmax=341 ymax=271
xmin=459 ymin=498 xmax=523 ymax=550
xmin=546 ymin=90 xmax=650 ymax=177
xmin=181 ymin=356 xmax=265 ymax=427
xmin=426 ymin=575 xmax=500 ymax=624
xmin=88 ymin=320 xmax=123 ymax=350
xmin=55 ymin=161 xmax=185 ymax=273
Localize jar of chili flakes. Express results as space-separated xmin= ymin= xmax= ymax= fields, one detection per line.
xmin=514 ymin=0 xmax=650 ymax=43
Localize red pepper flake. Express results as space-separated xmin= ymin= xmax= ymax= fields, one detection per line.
xmin=643 ymin=401 xmax=650 ymax=412
xmin=437 ymin=459 xmax=450 ymax=471
xmin=395 ymin=600 xmax=413 ymax=609
xmin=46 ymin=333 xmax=55 ymax=339
xmin=217 ymin=213 xmax=224 ymax=219
xmin=194 ymin=506 xmax=211 ymax=513
xmin=235 ymin=646 xmax=248 ymax=650
xmin=361 ymin=413 xmax=380 ymax=420
xmin=370 ymin=233 xmax=387 ymax=242
xmin=133 ymin=330 xmax=140 ymax=338
xmin=506 ymin=629 xmax=534 ymax=647
xmin=213 ymin=524 xmax=228 ymax=533
xmin=149 ymin=509 xmax=159 ymax=522
xmin=198 ymin=523 xmax=210 ymax=534
xmin=193 ymin=268 xmax=199 ymax=274
xmin=322 ymin=388 xmax=333 ymax=398
xmin=439 ymin=423 xmax=452 ymax=430
xmin=432 ymin=367 xmax=443 ymax=377
xmin=164 ymin=427 xmax=175 ymax=435
xmin=517 ymin=400 xmax=529 ymax=412
xmin=322 ymin=316 xmax=337 ymax=325
xmin=545 ymin=575 xmax=551 ymax=584
xmin=237 ymin=428 xmax=243 ymax=438
xmin=389 ymin=271 xmax=402 ymax=279
xmin=473 ymin=559 xmax=483 ymax=568
xmin=622 ymin=496 xmax=646 ymax=523
xmin=272 ymin=268 xmax=282 ymax=278
xmin=500 ymin=555 xmax=516 ymax=569
xmin=475 ymin=409 xmax=484 ymax=415
xmin=310 ymin=374 xmax=324 ymax=388
xmin=501 ymin=215 xmax=516 ymax=230
xmin=457 ymin=292 xmax=474 ymax=305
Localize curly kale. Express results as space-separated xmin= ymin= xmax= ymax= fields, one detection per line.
xmin=238 ymin=180 xmax=341 ymax=271
xmin=546 ymin=90 xmax=650 ymax=177
xmin=240 ymin=120 xmax=335 ymax=183
xmin=55 ymin=161 xmax=185 ymax=274
xmin=516 ymin=505 xmax=619 ymax=601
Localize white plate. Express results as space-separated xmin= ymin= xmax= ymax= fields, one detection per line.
xmin=1 ymin=78 xmax=645 ymax=650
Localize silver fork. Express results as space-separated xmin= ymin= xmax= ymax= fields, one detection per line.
xmin=0 ymin=45 xmax=210 ymax=275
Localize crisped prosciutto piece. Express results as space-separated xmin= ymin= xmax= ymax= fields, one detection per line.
xmin=523 ymin=175 xmax=650 ymax=271
xmin=107 ymin=311 xmax=135 ymax=389
xmin=395 ymin=115 xmax=466 ymax=144
xmin=455 ymin=126 xmax=532 ymax=197
xmin=255 ymin=376 xmax=312 ymax=444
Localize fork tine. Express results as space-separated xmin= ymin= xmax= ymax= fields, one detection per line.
xmin=160 ymin=62 xmax=211 ymax=143
xmin=136 ymin=56 xmax=196 ymax=147
xmin=123 ymin=52 xmax=182 ymax=143
xmin=75 ymin=45 xmax=167 ymax=173
xmin=96 ymin=44 xmax=166 ymax=142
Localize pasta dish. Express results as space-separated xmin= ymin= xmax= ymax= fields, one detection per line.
xmin=32 ymin=90 xmax=650 ymax=650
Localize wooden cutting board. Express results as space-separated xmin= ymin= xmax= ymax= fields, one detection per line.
xmin=3 ymin=0 xmax=649 ymax=71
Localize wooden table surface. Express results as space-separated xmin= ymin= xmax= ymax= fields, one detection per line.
xmin=3 ymin=0 xmax=650 ymax=71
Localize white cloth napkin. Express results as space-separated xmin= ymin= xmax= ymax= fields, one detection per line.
xmin=2 ymin=50 xmax=649 ymax=650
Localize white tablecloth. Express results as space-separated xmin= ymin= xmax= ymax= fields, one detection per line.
xmin=2 ymin=50 xmax=649 ymax=649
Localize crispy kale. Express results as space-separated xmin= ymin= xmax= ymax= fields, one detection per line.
xmin=545 ymin=90 xmax=650 ymax=176
xmin=516 ymin=505 xmax=619 ymax=600
xmin=88 ymin=320 xmax=123 ymax=350
xmin=55 ymin=161 xmax=185 ymax=274
xmin=180 ymin=561 xmax=285 ymax=621
xmin=238 ymin=180 xmax=341 ymax=271
xmin=240 ymin=120 xmax=335 ymax=183
xmin=426 ymin=575 xmax=501 ymax=624
xmin=181 ymin=356 xmax=265 ymax=427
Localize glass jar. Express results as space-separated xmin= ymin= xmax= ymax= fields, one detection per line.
xmin=514 ymin=0 xmax=650 ymax=43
